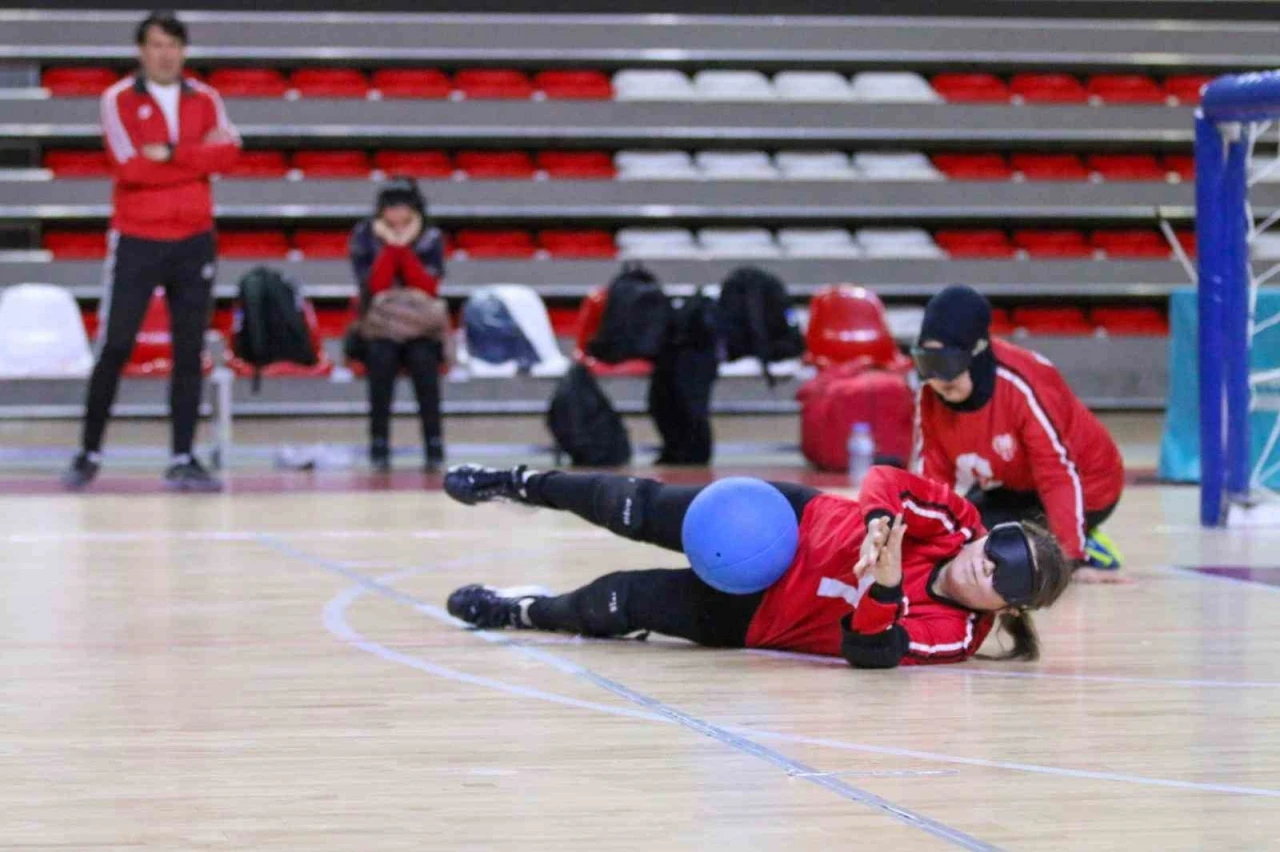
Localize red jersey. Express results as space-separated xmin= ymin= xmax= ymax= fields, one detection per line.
xmin=745 ymin=467 xmax=994 ymax=666
xmin=101 ymin=74 xmax=241 ymax=240
xmin=915 ymin=339 xmax=1124 ymax=560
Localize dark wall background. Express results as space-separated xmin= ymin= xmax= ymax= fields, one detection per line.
xmin=21 ymin=0 xmax=1280 ymax=19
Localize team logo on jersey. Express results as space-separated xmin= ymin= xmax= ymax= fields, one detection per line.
xmin=992 ymin=433 xmax=1017 ymax=462
xmin=139 ymin=105 xmax=153 ymax=120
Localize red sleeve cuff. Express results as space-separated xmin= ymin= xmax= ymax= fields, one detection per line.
xmin=851 ymin=588 xmax=902 ymax=634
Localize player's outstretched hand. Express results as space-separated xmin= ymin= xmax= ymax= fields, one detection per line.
xmin=854 ymin=516 xmax=890 ymax=577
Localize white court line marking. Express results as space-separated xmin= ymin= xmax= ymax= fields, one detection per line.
xmin=288 ymin=542 xmax=1280 ymax=803
xmin=267 ymin=536 xmax=998 ymax=851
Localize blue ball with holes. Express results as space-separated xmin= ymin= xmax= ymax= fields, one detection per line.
xmin=681 ymin=477 xmax=800 ymax=594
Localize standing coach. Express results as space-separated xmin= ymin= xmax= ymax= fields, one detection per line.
xmin=64 ymin=11 xmax=240 ymax=490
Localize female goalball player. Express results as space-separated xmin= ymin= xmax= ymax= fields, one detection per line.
xmin=443 ymin=463 xmax=1072 ymax=668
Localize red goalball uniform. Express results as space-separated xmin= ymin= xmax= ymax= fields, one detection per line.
xmin=744 ymin=466 xmax=995 ymax=666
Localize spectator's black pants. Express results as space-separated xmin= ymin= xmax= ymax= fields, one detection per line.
xmin=964 ymin=486 xmax=1118 ymax=532
xmin=522 ymin=472 xmax=819 ymax=646
xmin=81 ymin=230 xmax=215 ymax=456
xmin=365 ymin=337 xmax=443 ymax=451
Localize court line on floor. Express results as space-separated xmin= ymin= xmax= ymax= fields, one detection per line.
xmin=274 ymin=538 xmax=1280 ymax=804
xmin=264 ymin=536 xmax=999 ymax=851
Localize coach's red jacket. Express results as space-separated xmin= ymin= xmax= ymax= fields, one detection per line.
xmin=915 ymin=339 xmax=1124 ymax=560
xmin=101 ymin=74 xmax=240 ymax=240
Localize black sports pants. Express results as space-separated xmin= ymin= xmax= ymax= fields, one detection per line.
xmin=522 ymin=472 xmax=820 ymax=646
xmin=364 ymin=337 xmax=443 ymax=451
xmin=964 ymin=486 xmax=1118 ymax=533
xmin=81 ymin=230 xmax=216 ymax=456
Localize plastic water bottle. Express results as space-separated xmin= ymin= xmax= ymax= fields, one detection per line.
xmin=848 ymin=422 xmax=875 ymax=490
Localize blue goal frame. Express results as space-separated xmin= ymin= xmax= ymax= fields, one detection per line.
xmin=1196 ymin=71 xmax=1280 ymax=526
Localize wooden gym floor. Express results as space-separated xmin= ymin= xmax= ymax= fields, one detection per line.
xmin=0 ymin=414 xmax=1277 ymax=849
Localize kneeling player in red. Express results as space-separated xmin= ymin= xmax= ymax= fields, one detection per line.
xmin=443 ymin=464 xmax=1072 ymax=668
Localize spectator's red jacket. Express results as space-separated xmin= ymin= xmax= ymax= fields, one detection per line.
xmin=745 ymin=466 xmax=994 ymax=668
xmin=915 ymin=339 xmax=1124 ymax=560
xmin=101 ymin=74 xmax=240 ymax=240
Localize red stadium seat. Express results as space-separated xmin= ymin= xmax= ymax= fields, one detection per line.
xmin=43 ymin=150 xmax=111 ymax=178
xmin=804 ymin=285 xmax=901 ymax=369
xmin=1163 ymin=75 xmax=1215 ymax=106
xmin=207 ymin=68 xmax=289 ymax=98
xmin=289 ymin=68 xmax=370 ymax=99
xmin=1011 ymin=306 xmax=1095 ymax=335
xmin=1090 ymin=230 xmax=1171 ymax=259
xmin=1013 ymin=229 xmax=1093 ymax=258
xmin=1090 ymin=306 xmax=1169 ymax=335
xmin=536 ymin=150 xmax=616 ymax=179
xmin=533 ymin=70 xmax=613 ymax=99
xmin=1163 ymin=154 xmax=1195 ymax=182
xmin=548 ymin=307 xmax=579 ymax=337
xmin=294 ymin=229 xmax=352 ymax=259
xmin=311 ymin=304 xmax=351 ymax=340
xmin=1009 ymin=73 xmax=1088 ymax=104
xmin=1087 ymin=74 xmax=1165 ymax=105
xmin=930 ymin=153 xmax=1013 ymax=180
xmin=989 ymin=307 xmax=1015 ymax=337
xmin=1087 ymin=153 xmax=1166 ymax=181
xmin=935 ymin=229 xmax=1016 ymax=258
xmin=41 ymin=66 xmax=120 ymax=97
xmin=374 ymin=149 xmax=455 ymax=179
xmin=455 ymin=150 xmax=536 ymax=179
xmin=538 ymin=230 xmax=617 ymax=259
xmin=218 ymin=230 xmax=291 ymax=259
xmin=371 ymin=68 xmax=453 ymax=99
xmin=930 ymin=73 xmax=1010 ymax=104
xmin=1010 ymin=153 xmax=1090 ymax=181
xmin=454 ymin=229 xmax=537 ymax=258
xmin=454 ymin=68 xmax=534 ymax=100
xmin=291 ymin=150 xmax=371 ymax=178
xmin=1174 ymin=230 xmax=1197 ymax=258
xmin=574 ymin=288 xmax=653 ymax=376
xmin=226 ymin=298 xmax=333 ymax=378
xmin=221 ymin=150 xmax=289 ymax=179
xmin=43 ymin=231 xmax=107 ymax=259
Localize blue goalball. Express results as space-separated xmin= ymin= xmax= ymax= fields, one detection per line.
xmin=681 ymin=477 xmax=800 ymax=594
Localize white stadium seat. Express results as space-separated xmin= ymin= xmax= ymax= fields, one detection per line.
xmin=0 ymin=283 xmax=94 ymax=379
xmin=852 ymin=151 xmax=944 ymax=181
xmin=692 ymin=70 xmax=776 ymax=101
xmin=1252 ymin=233 xmax=1280 ymax=260
xmin=849 ymin=71 xmax=942 ymax=103
xmin=616 ymin=227 xmax=702 ymax=258
xmin=856 ymin=227 xmax=946 ymax=258
xmin=697 ymin=228 xmax=781 ymax=258
xmin=615 ymin=150 xmax=701 ymax=180
xmin=694 ymin=150 xmax=779 ymax=180
xmin=773 ymin=71 xmax=854 ymax=102
xmin=777 ymin=228 xmax=862 ymax=258
xmin=774 ymin=150 xmax=859 ymax=180
xmin=612 ymin=69 xmax=696 ymax=101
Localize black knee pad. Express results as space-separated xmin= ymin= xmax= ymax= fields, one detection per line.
xmin=575 ymin=571 xmax=635 ymax=636
xmin=591 ymin=476 xmax=656 ymax=541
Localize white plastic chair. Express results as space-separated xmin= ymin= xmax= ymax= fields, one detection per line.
xmin=775 ymin=150 xmax=859 ymax=180
xmin=773 ymin=71 xmax=853 ymax=102
xmin=856 ymin=228 xmax=945 ymax=259
xmin=778 ymin=228 xmax=862 ymax=258
xmin=614 ymin=150 xmax=701 ymax=181
xmin=718 ymin=356 xmax=803 ymax=378
xmin=612 ymin=69 xmax=696 ymax=101
xmin=695 ymin=150 xmax=779 ymax=180
xmin=697 ymin=228 xmax=781 ymax=258
xmin=462 ymin=285 xmax=569 ymax=378
xmin=0 ymin=283 xmax=94 ymax=378
xmin=885 ymin=305 xmax=926 ymax=343
xmin=616 ymin=227 xmax=702 ymax=258
xmin=849 ymin=72 xmax=942 ymax=103
xmin=692 ymin=70 xmax=775 ymax=101
xmin=852 ymin=151 xmax=944 ymax=181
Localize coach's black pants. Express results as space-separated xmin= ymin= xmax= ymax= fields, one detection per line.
xmin=522 ymin=472 xmax=819 ymax=646
xmin=364 ymin=337 xmax=443 ymax=453
xmin=964 ymin=486 xmax=1118 ymax=533
xmin=81 ymin=230 xmax=215 ymax=456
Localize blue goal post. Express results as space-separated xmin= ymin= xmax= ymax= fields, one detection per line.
xmin=1196 ymin=71 xmax=1280 ymax=526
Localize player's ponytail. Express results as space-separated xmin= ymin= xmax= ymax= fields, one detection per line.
xmin=985 ymin=610 xmax=1041 ymax=661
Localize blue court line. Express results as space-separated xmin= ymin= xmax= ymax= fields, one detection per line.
xmin=260 ymin=534 xmax=1000 ymax=852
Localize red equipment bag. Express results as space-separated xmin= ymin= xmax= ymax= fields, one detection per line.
xmin=797 ymin=359 xmax=915 ymax=472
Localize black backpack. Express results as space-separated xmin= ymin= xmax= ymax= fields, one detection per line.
xmin=546 ymin=363 xmax=631 ymax=467
xmin=585 ymin=262 xmax=673 ymax=364
xmin=717 ymin=266 xmax=804 ymax=386
xmin=233 ymin=266 xmax=318 ymax=391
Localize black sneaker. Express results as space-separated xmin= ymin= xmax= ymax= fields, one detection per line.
xmin=62 ymin=452 xmax=101 ymax=489
xmin=424 ymin=437 xmax=445 ymax=473
xmin=446 ymin=584 xmax=550 ymax=630
xmin=443 ymin=464 xmax=531 ymax=506
xmin=163 ymin=455 xmax=223 ymax=492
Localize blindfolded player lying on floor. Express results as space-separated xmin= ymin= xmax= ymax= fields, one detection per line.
xmin=443 ymin=464 xmax=1072 ymax=668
